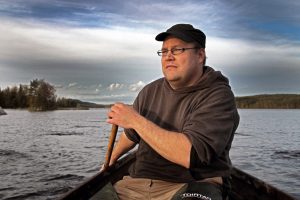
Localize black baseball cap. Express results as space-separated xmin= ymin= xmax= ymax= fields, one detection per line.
xmin=155 ymin=24 xmax=206 ymax=48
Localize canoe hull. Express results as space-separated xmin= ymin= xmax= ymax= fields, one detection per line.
xmin=229 ymin=167 xmax=295 ymax=200
xmin=60 ymin=153 xmax=135 ymax=200
xmin=60 ymin=153 xmax=295 ymax=200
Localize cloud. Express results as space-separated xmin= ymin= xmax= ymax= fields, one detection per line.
xmin=54 ymin=84 xmax=63 ymax=89
xmin=0 ymin=16 xmax=161 ymax=89
xmin=206 ymin=36 xmax=300 ymax=95
xmin=0 ymin=17 xmax=159 ymax=67
xmin=107 ymin=81 xmax=146 ymax=92
xmin=129 ymin=81 xmax=146 ymax=92
xmin=62 ymin=92 xmax=135 ymax=104
xmin=0 ymin=0 xmax=299 ymax=103
xmin=206 ymin=37 xmax=300 ymax=69
xmin=1 ymin=0 xmax=299 ymax=42
xmin=2 ymin=0 xmax=298 ymax=44
xmin=67 ymin=82 xmax=78 ymax=88
xmin=107 ymin=83 xmax=125 ymax=91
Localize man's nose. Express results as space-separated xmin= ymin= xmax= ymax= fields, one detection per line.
xmin=165 ymin=50 xmax=174 ymax=60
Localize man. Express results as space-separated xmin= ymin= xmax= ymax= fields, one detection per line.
xmin=106 ymin=24 xmax=239 ymax=200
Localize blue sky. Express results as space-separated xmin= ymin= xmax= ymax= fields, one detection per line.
xmin=0 ymin=0 xmax=299 ymax=104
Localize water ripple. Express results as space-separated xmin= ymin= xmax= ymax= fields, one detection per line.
xmin=0 ymin=149 xmax=28 ymax=158
xmin=40 ymin=174 xmax=84 ymax=182
xmin=271 ymin=150 xmax=300 ymax=159
xmin=46 ymin=131 xmax=84 ymax=136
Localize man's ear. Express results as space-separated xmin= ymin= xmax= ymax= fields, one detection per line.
xmin=198 ymin=48 xmax=206 ymax=64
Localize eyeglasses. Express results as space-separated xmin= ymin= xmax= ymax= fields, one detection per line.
xmin=157 ymin=47 xmax=200 ymax=56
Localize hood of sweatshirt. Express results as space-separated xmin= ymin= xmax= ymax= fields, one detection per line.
xmin=163 ymin=66 xmax=230 ymax=94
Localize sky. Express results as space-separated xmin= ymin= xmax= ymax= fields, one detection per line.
xmin=0 ymin=0 xmax=299 ymax=104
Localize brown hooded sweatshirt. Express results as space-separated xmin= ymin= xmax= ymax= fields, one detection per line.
xmin=125 ymin=66 xmax=239 ymax=182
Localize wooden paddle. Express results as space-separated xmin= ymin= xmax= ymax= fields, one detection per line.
xmin=103 ymin=124 xmax=118 ymax=171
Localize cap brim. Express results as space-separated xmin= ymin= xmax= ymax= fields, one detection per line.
xmin=155 ymin=32 xmax=170 ymax=41
xmin=155 ymin=31 xmax=194 ymax=42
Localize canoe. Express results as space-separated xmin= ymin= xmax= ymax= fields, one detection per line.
xmin=59 ymin=152 xmax=295 ymax=200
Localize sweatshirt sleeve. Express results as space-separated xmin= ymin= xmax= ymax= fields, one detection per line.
xmin=124 ymin=128 xmax=140 ymax=143
xmin=182 ymin=86 xmax=239 ymax=167
xmin=124 ymin=93 xmax=141 ymax=143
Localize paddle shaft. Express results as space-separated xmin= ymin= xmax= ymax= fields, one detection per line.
xmin=104 ymin=124 xmax=118 ymax=170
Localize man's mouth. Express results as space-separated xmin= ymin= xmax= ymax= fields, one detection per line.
xmin=165 ymin=64 xmax=177 ymax=69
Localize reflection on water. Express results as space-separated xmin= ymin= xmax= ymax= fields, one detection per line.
xmin=0 ymin=109 xmax=299 ymax=199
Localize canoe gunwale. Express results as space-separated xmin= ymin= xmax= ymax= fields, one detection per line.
xmin=59 ymin=152 xmax=296 ymax=200
xmin=229 ymin=167 xmax=295 ymax=200
xmin=59 ymin=153 xmax=136 ymax=200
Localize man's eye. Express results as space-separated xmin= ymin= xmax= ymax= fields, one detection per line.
xmin=172 ymin=48 xmax=183 ymax=54
xmin=172 ymin=48 xmax=182 ymax=52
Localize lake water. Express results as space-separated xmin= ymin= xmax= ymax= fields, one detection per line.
xmin=0 ymin=109 xmax=299 ymax=199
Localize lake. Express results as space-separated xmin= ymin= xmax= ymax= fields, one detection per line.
xmin=0 ymin=109 xmax=299 ymax=199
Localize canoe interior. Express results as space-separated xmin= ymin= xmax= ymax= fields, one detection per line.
xmin=59 ymin=153 xmax=135 ymax=200
xmin=229 ymin=167 xmax=295 ymax=200
xmin=60 ymin=153 xmax=295 ymax=200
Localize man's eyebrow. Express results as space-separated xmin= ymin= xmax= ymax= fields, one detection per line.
xmin=161 ymin=45 xmax=181 ymax=49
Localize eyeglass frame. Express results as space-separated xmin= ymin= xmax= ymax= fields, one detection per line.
xmin=157 ymin=47 xmax=201 ymax=56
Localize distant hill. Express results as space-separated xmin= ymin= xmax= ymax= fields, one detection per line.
xmin=2 ymin=80 xmax=299 ymax=110
xmin=235 ymin=94 xmax=300 ymax=109
xmin=82 ymin=94 xmax=300 ymax=109
xmin=75 ymin=100 xmax=112 ymax=109
xmin=55 ymin=98 xmax=112 ymax=109
xmin=68 ymin=94 xmax=300 ymax=109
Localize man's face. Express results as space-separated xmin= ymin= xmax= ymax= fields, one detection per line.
xmin=161 ymin=37 xmax=205 ymax=89
xmin=161 ymin=36 xmax=205 ymax=89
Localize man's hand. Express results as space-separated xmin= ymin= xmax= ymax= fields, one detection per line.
xmin=106 ymin=103 xmax=139 ymax=129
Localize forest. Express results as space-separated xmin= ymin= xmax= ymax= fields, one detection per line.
xmin=1 ymin=80 xmax=299 ymax=110
xmin=0 ymin=79 xmax=104 ymax=111
xmin=235 ymin=94 xmax=300 ymax=109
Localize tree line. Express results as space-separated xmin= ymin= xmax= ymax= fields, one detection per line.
xmin=1 ymin=80 xmax=299 ymax=110
xmin=0 ymin=79 xmax=85 ymax=111
xmin=235 ymin=94 xmax=300 ymax=109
